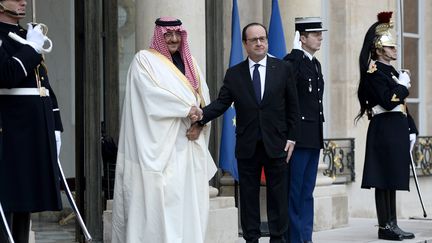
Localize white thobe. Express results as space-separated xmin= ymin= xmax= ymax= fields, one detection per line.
xmin=111 ymin=49 xmax=217 ymax=243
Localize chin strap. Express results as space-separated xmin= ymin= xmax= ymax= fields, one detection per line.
xmin=0 ymin=2 xmax=26 ymax=18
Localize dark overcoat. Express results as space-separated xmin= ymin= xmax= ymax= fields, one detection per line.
xmin=360 ymin=61 xmax=417 ymax=190
xmin=0 ymin=22 xmax=63 ymax=212
xmin=284 ymin=49 xmax=324 ymax=149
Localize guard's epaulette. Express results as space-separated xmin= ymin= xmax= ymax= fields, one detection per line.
xmin=367 ymin=62 xmax=377 ymax=73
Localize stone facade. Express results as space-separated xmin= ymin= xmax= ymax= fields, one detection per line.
xmin=115 ymin=0 xmax=432 ymax=233
xmin=35 ymin=0 xmax=432 ymax=241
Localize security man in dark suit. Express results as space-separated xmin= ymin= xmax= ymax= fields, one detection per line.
xmin=193 ymin=22 xmax=299 ymax=243
xmin=283 ymin=17 xmax=327 ymax=243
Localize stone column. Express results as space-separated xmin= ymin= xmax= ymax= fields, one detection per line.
xmin=135 ymin=0 xmax=206 ymax=70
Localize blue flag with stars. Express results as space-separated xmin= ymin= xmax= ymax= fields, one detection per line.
xmin=268 ymin=0 xmax=287 ymax=58
xmin=219 ymin=0 xmax=243 ymax=181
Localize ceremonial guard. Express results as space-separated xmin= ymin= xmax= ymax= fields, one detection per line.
xmin=283 ymin=17 xmax=326 ymax=243
xmin=0 ymin=1 xmax=63 ymax=242
xmin=356 ymin=12 xmax=417 ymax=241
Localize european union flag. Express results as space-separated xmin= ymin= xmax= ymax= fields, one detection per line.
xmin=268 ymin=0 xmax=287 ymax=59
xmin=219 ymin=0 xmax=243 ymax=181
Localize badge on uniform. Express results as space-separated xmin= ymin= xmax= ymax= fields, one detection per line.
xmin=308 ymin=78 xmax=312 ymax=92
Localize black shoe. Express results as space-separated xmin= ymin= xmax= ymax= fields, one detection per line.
xmin=391 ymin=222 xmax=415 ymax=239
xmin=304 ymin=241 xmax=313 ymax=243
xmin=378 ymin=224 xmax=403 ymax=241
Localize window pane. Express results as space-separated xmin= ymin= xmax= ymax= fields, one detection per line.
xmin=406 ymin=103 xmax=419 ymax=126
xmin=403 ymin=37 xmax=418 ymax=98
xmin=403 ymin=0 xmax=418 ymax=33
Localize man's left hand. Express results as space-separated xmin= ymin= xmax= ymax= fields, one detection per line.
xmin=186 ymin=123 xmax=204 ymax=141
xmin=284 ymin=140 xmax=296 ymax=163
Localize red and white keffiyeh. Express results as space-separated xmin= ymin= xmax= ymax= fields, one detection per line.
xmin=149 ymin=17 xmax=199 ymax=90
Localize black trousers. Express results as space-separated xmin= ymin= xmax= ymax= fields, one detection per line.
xmin=238 ymin=140 xmax=288 ymax=243
xmin=0 ymin=212 xmax=30 ymax=243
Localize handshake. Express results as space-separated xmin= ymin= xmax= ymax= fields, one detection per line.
xmin=186 ymin=105 xmax=204 ymax=141
xmin=188 ymin=105 xmax=203 ymax=123
xmin=8 ymin=23 xmax=53 ymax=54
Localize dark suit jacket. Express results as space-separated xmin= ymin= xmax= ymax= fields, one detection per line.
xmin=284 ymin=49 xmax=324 ymax=149
xmin=202 ymin=56 xmax=299 ymax=159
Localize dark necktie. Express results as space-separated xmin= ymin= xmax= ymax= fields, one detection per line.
xmin=312 ymin=57 xmax=319 ymax=73
xmin=252 ymin=64 xmax=261 ymax=103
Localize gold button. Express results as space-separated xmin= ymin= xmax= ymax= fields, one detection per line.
xmin=41 ymin=77 xmax=45 ymax=80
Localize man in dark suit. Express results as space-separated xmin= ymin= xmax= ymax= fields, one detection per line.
xmin=283 ymin=17 xmax=327 ymax=243
xmin=193 ymin=22 xmax=299 ymax=243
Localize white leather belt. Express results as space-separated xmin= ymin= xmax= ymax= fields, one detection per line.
xmin=371 ymin=104 xmax=406 ymax=116
xmin=0 ymin=88 xmax=49 ymax=97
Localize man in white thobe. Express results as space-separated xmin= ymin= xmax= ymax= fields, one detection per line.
xmin=111 ymin=17 xmax=217 ymax=243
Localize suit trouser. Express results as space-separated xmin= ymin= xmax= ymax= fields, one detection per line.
xmin=286 ymin=148 xmax=320 ymax=243
xmin=0 ymin=212 xmax=30 ymax=243
xmin=237 ymin=140 xmax=288 ymax=243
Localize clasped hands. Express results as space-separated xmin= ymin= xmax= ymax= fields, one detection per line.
xmin=186 ymin=106 xmax=204 ymax=141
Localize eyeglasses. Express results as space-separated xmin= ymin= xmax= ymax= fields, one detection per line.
xmin=247 ymin=36 xmax=268 ymax=44
xmin=164 ymin=31 xmax=181 ymax=39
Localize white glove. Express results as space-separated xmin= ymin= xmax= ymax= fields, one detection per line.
xmin=26 ymin=23 xmax=47 ymax=53
xmin=8 ymin=23 xmax=52 ymax=54
xmin=55 ymin=130 xmax=61 ymax=157
xmin=409 ymin=133 xmax=416 ymax=153
xmin=293 ymin=31 xmax=302 ymax=50
xmin=397 ymin=71 xmax=411 ymax=89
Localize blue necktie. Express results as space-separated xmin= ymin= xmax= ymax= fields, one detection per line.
xmin=252 ymin=64 xmax=261 ymax=103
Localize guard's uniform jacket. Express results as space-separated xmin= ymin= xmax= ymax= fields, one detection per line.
xmin=0 ymin=22 xmax=63 ymax=212
xmin=284 ymin=49 xmax=324 ymax=149
xmin=361 ymin=61 xmax=417 ymax=190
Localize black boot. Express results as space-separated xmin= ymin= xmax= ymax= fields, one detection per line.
xmin=378 ymin=224 xmax=403 ymax=241
xmin=389 ymin=191 xmax=415 ymax=239
xmin=375 ymin=189 xmax=403 ymax=241
xmin=390 ymin=222 xmax=415 ymax=239
xmin=11 ymin=212 xmax=30 ymax=243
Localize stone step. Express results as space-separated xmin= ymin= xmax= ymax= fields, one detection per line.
xmin=236 ymin=218 xmax=432 ymax=243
